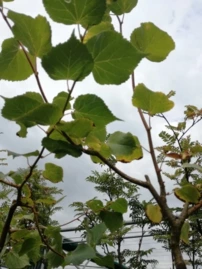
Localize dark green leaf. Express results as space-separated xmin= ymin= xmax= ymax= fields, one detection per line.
xmin=19 ymin=238 xmax=41 ymax=263
xmin=42 ymin=34 xmax=93 ymax=81
xmin=110 ymin=198 xmax=128 ymax=213
xmin=43 ymin=163 xmax=63 ymax=183
xmin=99 ymin=211 xmax=123 ymax=232
xmin=8 ymin=11 xmax=52 ymax=58
xmin=73 ymin=94 xmax=119 ymax=127
xmin=131 ymin=22 xmax=175 ymax=62
xmin=0 ymin=38 xmax=34 ymax=81
xmin=109 ymin=0 xmax=138 ymax=15
xmin=86 ymin=31 xmax=144 ymax=84
xmin=132 ymin=83 xmax=174 ymax=115
xmin=42 ymin=137 xmax=82 ymax=158
xmin=43 ymin=0 xmax=106 ymax=27
xmin=93 ymin=255 xmax=114 ymax=268
xmin=65 ymin=244 xmax=96 ymax=265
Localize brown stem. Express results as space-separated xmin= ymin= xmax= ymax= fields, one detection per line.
xmin=0 ymin=179 xmax=19 ymax=188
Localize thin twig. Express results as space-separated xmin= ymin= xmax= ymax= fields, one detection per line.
xmin=0 ymin=8 xmax=48 ymax=103
xmin=59 ymin=214 xmax=85 ymax=228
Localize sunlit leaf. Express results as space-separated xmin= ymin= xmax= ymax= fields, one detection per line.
xmin=146 ymin=204 xmax=162 ymax=223
xmin=8 ymin=11 xmax=52 ymax=58
xmin=73 ymin=94 xmax=119 ymax=127
xmin=132 ymin=83 xmax=174 ymax=115
xmin=43 ymin=0 xmax=106 ymax=27
xmin=0 ymin=38 xmax=34 ymax=81
xmin=131 ymin=22 xmax=175 ymax=62
xmin=42 ymin=34 xmax=93 ymax=81
xmin=43 ymin=163 xmax=63 ymax=183
xmin=84 ymin=22 xmax=114 ymax=43
xmin=174 ymin=185 xmax=200 ymax=204
xmin=86 ymin=31 xmax=144 ymax=84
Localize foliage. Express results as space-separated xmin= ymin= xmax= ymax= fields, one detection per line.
xmin=0 ymin=0 xmax=202 ymax=268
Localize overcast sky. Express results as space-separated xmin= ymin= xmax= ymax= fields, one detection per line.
xmin=1 ymin=1 xmax=202 ymax=268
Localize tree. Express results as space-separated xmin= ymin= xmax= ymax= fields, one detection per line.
xmin=0 ymin=0 xmax=202 ymax=268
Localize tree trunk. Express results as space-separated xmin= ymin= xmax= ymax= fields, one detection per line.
xmin=170 ymin=227 xmax=187 ymax=269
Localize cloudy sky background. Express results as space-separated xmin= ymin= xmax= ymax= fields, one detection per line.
xmin=1 ymin=0 xmax=202 ymax=268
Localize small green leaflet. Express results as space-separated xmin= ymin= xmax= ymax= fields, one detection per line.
xmin=73 ymin=94 xmax=119 ymax=127
xmin=42 ymin=137 xmax=82 ymax=158
xmin=86 ymin=31 xmax=144 ymax=85
xmin=86 ymin=199 xmax=104 ymax=212
xmin=42 ymin=34 xmax=93 ymax=81
xmin=132 ymin=83 xmax=174 ymax=115
xmin=8 ymin=11 xmax=52 ymax=58
xmin=109 ymin=0 xmax=138 ymax=15
xmin=146 ymin=204 xmax=162 ymax=224
xmin=131 ymin=22 xmax=175 ymax=62
xmin=84 ymin=22 xmax=114 ymax=43
xmin=7 ymin=150 xmax=39 ymax=159
xmin=43 ymin=163 xmax=63 ymax=183
xmin=0 ymin=38 xmax=34 ymax=81
xmin=65 ymin=244 xmax=96 ymax=265
xmin=174 ymin=185 xmax=200 ymax=204
xmin=52 ymin=91 xmax=71 ymax=111
xmin=43 ymin=0 xmax=106 ymax=28
xmin=107 ymin=131 xmax=142 ymax=162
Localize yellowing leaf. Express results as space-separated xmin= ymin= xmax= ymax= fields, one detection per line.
xmin=132 ymin=83 xmax=174 ymax=115
xmin=146 ymin=204 xmax=162 ymax=223
xmin=174 ymin=185 xmax=200 ymax=204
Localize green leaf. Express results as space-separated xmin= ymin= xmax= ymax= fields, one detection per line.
xmin=110 ymin=198 xmax=128 ymax=213
xmin=42 ymin=137 xmax=82 ymax=158
xmin=5 ymin=251 xmax=30 ymax=268
xmin=86 ymin=31 xmax=144 ymax=84
xmin=99 ymin=211 xmax=123 ymax=232
xmin=180 ymin=221 xmax=190 ymax=244
xmin=109 ymin=0 xmax=138 ymax=15
xmin=0 ymin=38 xmax=34 ymax=81
xmin=43 ymin=163 xmax=63 ymax=183
xmin=60 ymin=119 xmax=94 ymax=139
xmin=73 ymin=94 xmax=119 ymax=127
xmin=52 ymin=91 xmax=71 ymax=111
xmin=182 ymin=163 xmax=202 ymax=173
xmin=7 ymin=150 xmax=39 ymax=159
xmin=1 ymin=92 xmax=62 ymax=131
xmin=174 ymin=185 xmax=200 ymax=204
xmin=107 ymin=131 xmax=141 ymax=162
xmin=36 ymin=198 xmax=56 ymax=205
xmin=46 ymin=252 xmax=64 ymax=269
xmin=84 ymin=22 xmax=114 ymax=43
xmin=19 ymin=238 xmax=41 ymax=263
xmin=132 ymin=83 xmax=174 ymax=115
xmin=8 ymin=11 xmax=52 ymax=58
xmin=131 ymin=22 xmax=175 ymax=62
xmin=65 ymin=244 xmax=96 ymax=265
xmin=87 ymin=222 xmax=107 ymax=247
xmin=146 ymin=204 xmax=162 ymax=223
xmin=43 ymin=0 xmax=106 ymax=27
xmin=93 ymin=255 xmax=114 ymax=268
xmin=86 ymin=199 xmax=104 ymax=212
xmin=90 ymin=143 xmax=111 ymax=163
xmin=42 ymin=34 xmax=93 ymax=81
